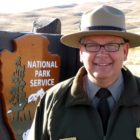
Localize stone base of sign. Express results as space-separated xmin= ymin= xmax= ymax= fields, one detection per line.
xmin=32 ymin=17 xmax=61 ymax=34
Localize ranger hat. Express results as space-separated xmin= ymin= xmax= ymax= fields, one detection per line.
xmin=61 ymin=5 xmax=140 ymax=48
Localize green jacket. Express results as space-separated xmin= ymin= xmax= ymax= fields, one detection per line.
xmin=28 ymin=67 xmax=140 ymax=140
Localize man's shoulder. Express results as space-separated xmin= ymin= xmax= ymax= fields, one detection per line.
xmin=45 ymin=77 xmax=74 ymax=101
xmin=123 ymin=67 xmax=140 ymax=85
xmin=134 ymin=75 xmax=140 ymax=86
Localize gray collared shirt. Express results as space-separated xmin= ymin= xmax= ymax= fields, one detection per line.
xmin=84 ymin=72 xmax=124 ymax=111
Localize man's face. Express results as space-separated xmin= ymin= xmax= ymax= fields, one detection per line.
xmin=80 ymin=35 xmax=129 ymax=85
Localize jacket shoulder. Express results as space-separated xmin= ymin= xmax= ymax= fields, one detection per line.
xmin=44 ymin=77 xmax=74 ymax=106
xmin=47 ymin=77 xmax=74 ymax=95
xmin=135 ymin=76 xmax=140 ymax=84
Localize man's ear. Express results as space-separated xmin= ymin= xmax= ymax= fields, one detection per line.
xmin=124 ymin=43 xmax=129 ymax=61
xmin=79 ymin=48 xmax=83 ymax=63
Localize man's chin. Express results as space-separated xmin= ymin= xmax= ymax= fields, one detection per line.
xmin=92 ymin=72 xmax=112 ymax=79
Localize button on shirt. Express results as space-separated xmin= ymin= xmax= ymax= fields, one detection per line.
xmin=84 ymin=72 xmax=124 ymax=111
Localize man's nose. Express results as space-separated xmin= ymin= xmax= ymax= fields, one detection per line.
xmin=98 ymin=46 xmax=107 ymax=53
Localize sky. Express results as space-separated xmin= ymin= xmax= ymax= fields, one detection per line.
xmin=0 ymin=0 xmax=110 ymax=13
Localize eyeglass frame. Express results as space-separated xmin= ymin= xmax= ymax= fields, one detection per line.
xmin=80 ymin=42 xmax=126 ymax=52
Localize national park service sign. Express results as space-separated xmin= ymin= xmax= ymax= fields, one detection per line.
xmin=0 ymin=34 xmax=61 ymax=140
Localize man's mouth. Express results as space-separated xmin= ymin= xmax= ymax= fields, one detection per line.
xmin=94 ymin=63 xmax=112 ymax=66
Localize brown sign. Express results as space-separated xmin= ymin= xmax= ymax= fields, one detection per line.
xmin=0 ymin=34 xmax=61 ymax=140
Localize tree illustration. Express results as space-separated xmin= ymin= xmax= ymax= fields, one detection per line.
xmin=9 ymin=56 xmax=27 ymax=112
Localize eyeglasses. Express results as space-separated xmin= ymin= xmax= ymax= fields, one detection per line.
xmin=81 ymin=43 xmax=125 ymax=52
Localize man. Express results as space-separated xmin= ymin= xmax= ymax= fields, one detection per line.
xmin=27 ymin=5 xmax=140 ymax=140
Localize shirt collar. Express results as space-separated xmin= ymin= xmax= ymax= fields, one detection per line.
xmin=109 ymin=72 xmax=124 ymax=102
xmin=85 ymin=72 xmax=124 ymax=103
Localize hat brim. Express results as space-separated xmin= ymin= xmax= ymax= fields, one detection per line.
xmin=61 ymin=30 xmax=140 ymax=48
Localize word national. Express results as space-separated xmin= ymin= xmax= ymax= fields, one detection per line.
xmin=27 ymin=60 xmax=58 ymax=68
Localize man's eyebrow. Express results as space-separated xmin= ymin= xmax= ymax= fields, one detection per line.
xmin=81 ymin=40 xmax=98 ymax=44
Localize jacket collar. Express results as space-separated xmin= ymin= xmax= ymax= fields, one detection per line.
xmin=66 ymin=67 xmax=91 ymax=107
xmin=118 ymin=67 xmax=140 ymax=106
xmin=66 ymin=66 xmax=140 ymax=107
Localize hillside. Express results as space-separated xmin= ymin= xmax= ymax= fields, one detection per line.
xmin=0 ymin=0 xmax=140 ymax=75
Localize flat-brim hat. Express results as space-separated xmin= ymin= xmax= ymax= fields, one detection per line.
xmin=61 ymin=5 xmax=140 ymax=48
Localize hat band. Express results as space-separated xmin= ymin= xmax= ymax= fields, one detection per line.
xmin=82 ymin=26 xmax=126 ymax=31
